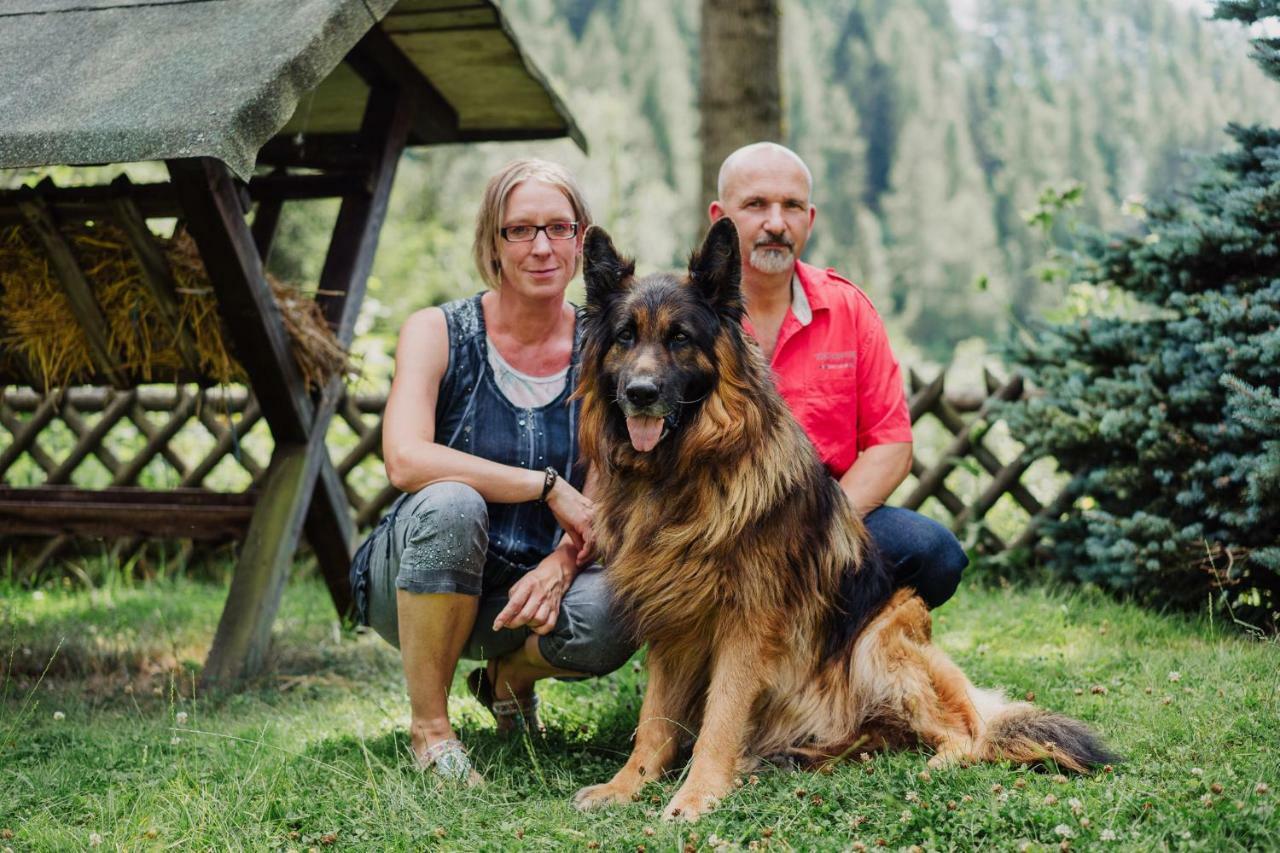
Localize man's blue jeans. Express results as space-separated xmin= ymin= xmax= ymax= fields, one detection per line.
xmin=863 ymin=506 xmax=968 ymax=608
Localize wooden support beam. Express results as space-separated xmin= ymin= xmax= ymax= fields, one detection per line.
xmin=345 ymin=25 xmax=459 ymax=146
xmin=168 ymin=158 xmax=314 ymax=444
xmin=169 ymin=156 xmax=336 ymax=684
xmin=200 ymin=391 xmax=340 ymax=686
xmin=15 ymin=192 xmax=126 ymax=387
xmin=251 ymin=197 xmax=284 ymax=266
xmin=303 ymin=82 xmax=414 ymax=618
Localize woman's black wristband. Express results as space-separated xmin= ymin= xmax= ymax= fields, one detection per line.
xmin=539 ymin=467 xmax=559 ymax=503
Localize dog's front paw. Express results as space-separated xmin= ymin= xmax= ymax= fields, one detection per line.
xmin=661 ymin=785 xmax=722 ymax=822
xmin=573 ymin=782 xmax=637 ymax=811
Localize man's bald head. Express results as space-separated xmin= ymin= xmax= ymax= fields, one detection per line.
xmin=716 ymin=142 xmax=813 ymax=201
xmin=710 ymin=142 xmax=817 ymax=281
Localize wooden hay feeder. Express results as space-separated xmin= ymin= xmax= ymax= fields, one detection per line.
xmin=0 ymin=0 xmax=584 ymax=686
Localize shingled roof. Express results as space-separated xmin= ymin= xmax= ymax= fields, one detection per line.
xmin=0 ymin=0 xmax=584 ymax=180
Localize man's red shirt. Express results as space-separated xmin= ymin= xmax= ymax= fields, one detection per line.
xmin=742 ymin=260 xmax=913 ymax=478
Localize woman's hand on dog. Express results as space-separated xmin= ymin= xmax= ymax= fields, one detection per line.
xmin=492 ymin=553 xmax=573 ymax=635
xmin=545 ymin=477 xmax=596 ymax=564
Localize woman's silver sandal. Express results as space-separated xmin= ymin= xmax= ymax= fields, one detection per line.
xmin=416 ymin=738 xmax=484 ymax=786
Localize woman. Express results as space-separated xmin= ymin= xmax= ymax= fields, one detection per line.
xmin=349 ymin=159 xmax=634 ymax=783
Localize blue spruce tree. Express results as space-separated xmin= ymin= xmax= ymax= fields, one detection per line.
xmin=1005 ymin=0 xmax=1280 ymax=628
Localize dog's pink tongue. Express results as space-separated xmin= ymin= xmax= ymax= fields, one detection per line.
xmin=626 ymin=416 xmax=664 ymax=452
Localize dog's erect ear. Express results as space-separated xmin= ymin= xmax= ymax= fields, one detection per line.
xmin=583 ymin=225 xmax=635 ymax=313
xmin=689 ymin=217 xmax=743 ymax=320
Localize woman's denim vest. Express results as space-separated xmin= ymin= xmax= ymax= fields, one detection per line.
xmin=350 ymin=294 xmax=584 ymax=623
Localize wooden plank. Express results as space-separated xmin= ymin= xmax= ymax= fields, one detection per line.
xmin=0 ymin=173 xmax=372 ymax=227
xmin=15 ymin=191 xmax=126 ymax=387
xmin=119 ymin=406 xmax=185 ymax=481
xmin=167 ymin=157 xmax=314 ymax=444
xmin=108 ymin=176 xmax=203 ymax=376
xmin=117 ymin=395 xmax=198 ymax=485
xmin=907 ymin=370 xmax=946 ymax=423
xmin=188 ymin=402 xmax=265 ymax=485
xmin=951 ymin=454 xmax=1036 ymax=531
xmin=248 ymin=172 xmax=372 ymax=202
xmin=47 ymin=390 xmax=136 ymax=484
xmin=0 ymin=485 xmax=255 ymax=539
xmin=1009 ymin=476 xmax=1079 ymax=552
xmin=903 ymin=375 xmax=1026 ymax=510
xmin=337 ymin=413 xmax=383 ymax=477
xmin=0 ymin=391 xmax=62 ymax=478
xmin=255 ymin=134 xmax=375 ymax=171
xmin=923 ymin=390 xmax=1044 ymax=516
xmin=3 ymin=385 xmax=253 ymax=414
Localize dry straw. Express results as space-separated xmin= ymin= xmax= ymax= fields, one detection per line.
xmin=0 ymin=221 xmax=350 ymax=391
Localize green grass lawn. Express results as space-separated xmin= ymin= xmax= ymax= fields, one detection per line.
xmin=1 ymin=570 xmax=1277 ymax=851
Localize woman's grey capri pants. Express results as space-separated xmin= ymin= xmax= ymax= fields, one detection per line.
xmin=361 ymin=481 xmax=636 ymax=676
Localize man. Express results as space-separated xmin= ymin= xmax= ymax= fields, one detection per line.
xmin=709 ymin=141 xmax=967 ymax=608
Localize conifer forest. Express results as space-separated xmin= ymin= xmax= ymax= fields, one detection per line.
xmin=270 ymin=0 xmax=1280 ymax=359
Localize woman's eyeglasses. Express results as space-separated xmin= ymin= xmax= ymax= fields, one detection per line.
xmin=500 ymin=221 xmax=579 ymax=242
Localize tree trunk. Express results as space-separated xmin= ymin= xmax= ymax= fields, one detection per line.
xmin=699 ymin=0 xmax=783 ymax=214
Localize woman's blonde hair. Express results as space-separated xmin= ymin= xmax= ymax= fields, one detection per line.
xmin=473 ymin=158 xmax=593 ymax=290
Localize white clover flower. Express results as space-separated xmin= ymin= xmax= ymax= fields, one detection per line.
xmin=1101 ymin=829 xmax=1117 ymax=841
xmin=900 ymin=809 xmax=912 ymax=823
xmin=1043 ymin=793 xmax=1058 ymax=805
xmin=170 ymin=736 xmax=181 ymax=745
xmin=1054 ymin=824 xmax=1074 ymax=838
xmin=904 ymin=791 xmax=920 ymax=802
xmin=1190 ymin=767 xmax=1203 ymax=777
xmin=1168 ymin=671 xmax=1181 ymax=683
xmin=175 ymin=711 xmax=188 ymax=725
xmin=1180 ymin=831 xmax=1192 ymax=840
xmin=52 ymin=711 xmax=65 ymax=721
xmin=1068 ymin=797 xmax=1083 ymax=814
xmin=88 ymin=833 xmax=102 ymax=847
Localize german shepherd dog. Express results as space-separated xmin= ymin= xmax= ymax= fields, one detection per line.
xmin=572 ymin=218 xmax=1116 ymax=822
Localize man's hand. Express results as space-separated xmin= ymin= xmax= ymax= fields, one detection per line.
xmin=544 ymin=477 xmax=596 ymax=564
xmin=492 ymin=553 xmax=574 ymax=635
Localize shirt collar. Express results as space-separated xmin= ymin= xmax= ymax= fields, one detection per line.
xmin=790 ymin=274 xmax=812 ymax=326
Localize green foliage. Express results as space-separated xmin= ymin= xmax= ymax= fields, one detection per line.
xmin=3 ymin=575 xmax=1278 ymax=849
xmin=1003 ymin=2 xmax=1280 ymax=629
xmin=263 ymin=0 xmax=1280 ymax=360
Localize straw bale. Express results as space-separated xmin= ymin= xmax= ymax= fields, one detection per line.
xmin=0 ymin=220 xmax=350 ymax=391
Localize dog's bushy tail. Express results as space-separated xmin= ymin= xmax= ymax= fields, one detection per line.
xmin=976 ymin=703 xmax=1119 ymax=773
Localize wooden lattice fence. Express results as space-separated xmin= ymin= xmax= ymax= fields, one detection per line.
xmin=0 ymin=369 xmax=1069 ymax=572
